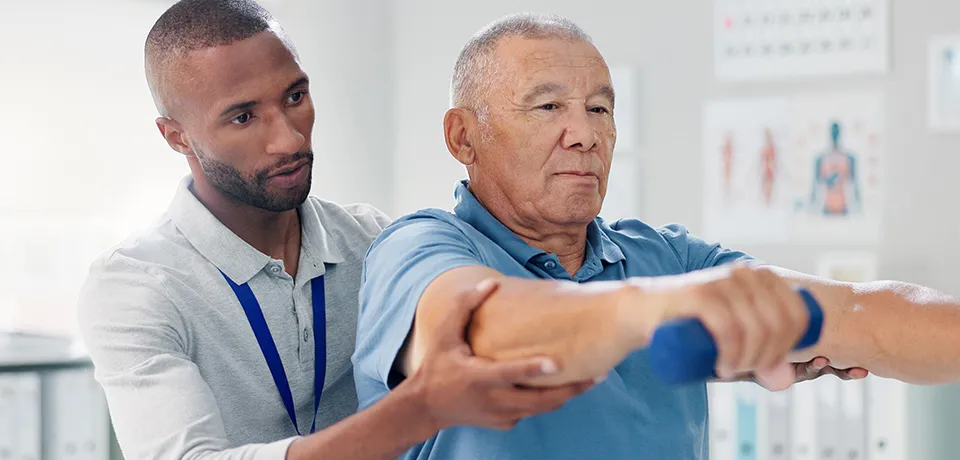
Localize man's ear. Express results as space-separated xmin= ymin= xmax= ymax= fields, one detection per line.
xmin=155 ymin=117 xmax=194 ymax=156
xmin=443 ymin=108 xmax=480 ymax=166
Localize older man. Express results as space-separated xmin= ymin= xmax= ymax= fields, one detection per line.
xmin=353 ymin=13 xmax=960 ymax=460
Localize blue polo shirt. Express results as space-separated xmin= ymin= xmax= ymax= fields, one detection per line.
xmin=353 ymin=181 xmax=751 ymax=460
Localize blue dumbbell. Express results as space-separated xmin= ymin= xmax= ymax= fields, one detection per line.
xmin=647 ymin=287 xmax=823 ymax=385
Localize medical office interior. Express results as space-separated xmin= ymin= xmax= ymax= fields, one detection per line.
xmin=2 ymin=0 xmax=959 ymax=458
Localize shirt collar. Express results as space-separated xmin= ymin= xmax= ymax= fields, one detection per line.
xmin=452 ymin=180 xmax=624 ymax=267
xmin=167 ymin=175 xmax=344 ymax=285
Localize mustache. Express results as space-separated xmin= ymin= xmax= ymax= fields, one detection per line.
xmin=256 ymin=151 xmax=314 ymax=182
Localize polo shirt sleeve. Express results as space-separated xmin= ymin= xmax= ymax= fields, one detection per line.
xmin=352 ymin=214 xmax=484 ymax=410
xmin=657 ymin=223 xmax=754 ymax=272
xmin=77 ymin=255 xmax=297 ymax=460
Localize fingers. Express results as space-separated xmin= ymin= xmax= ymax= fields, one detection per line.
xmin=744 ymin=268 xmax=803 ymax=370
xmin=757 ymin=268 xmax=809 ymax=353
xmin=478 ymin=356 xmax=560 ymax=384
xmin=435 ymin=279 xmax=500 ymax=348
xmin=793 ymin=357 xmax=869 ymax=384
xmin=691 ymin=284 xmax=743 ymax=378
xmin=830 ymin=366 xmax=869 ymax=380
xmin=727 ymin=267 xmax=779 ymax=372
xmin=754 ymin=361 xmax=795 ymax=391
xmin=493 ymin=381 xmax=596 ymax=418
xmin=696 ymin=264 xmax=811 ymax=377
xmin=841 ymin=367 xmax=870 ymax=379
xmin=793 ymin=356 xmax=829 ymax=381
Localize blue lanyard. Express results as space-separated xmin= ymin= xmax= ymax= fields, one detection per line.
xmin=221 ymin=271 xmax=326 ymax=436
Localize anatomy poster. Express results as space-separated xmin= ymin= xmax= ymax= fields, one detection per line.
xmin=703 ymin=98 xmax=792 ymax=243
xmin=703 ymin=90 xmax=884 ymax=244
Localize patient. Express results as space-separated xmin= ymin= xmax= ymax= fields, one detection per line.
xmin=353 ymin=12 xmax=960 ymax=460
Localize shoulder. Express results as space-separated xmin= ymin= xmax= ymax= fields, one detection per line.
xmin=308 ymin=197 xmax=392 ymax=236
xmin=371 ymin=208 xmax=478 ymax=252
xmin=78 ymin=221 xmax=187 ymax=344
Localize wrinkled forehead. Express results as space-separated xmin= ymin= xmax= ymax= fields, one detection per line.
xmin=493 ymin=37 xmax=611 ymax=97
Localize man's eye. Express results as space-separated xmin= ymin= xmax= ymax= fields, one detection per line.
xmin=590 ymin=107 xmax=610 ymax=114
xmin=539 ymin=103 xmax=558 ymax=111
xmin=287 ymin=91 xmax=307 ymax=104
xmin=232 ymin=113 xmax=251 ymax=125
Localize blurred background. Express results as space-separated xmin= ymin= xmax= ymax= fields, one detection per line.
xmin=1 ymin=0 xmax=959 ymax=458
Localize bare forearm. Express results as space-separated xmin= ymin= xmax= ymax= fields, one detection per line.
xmin=467 ymin=276 xmax=648 ymax=386
xmin=804 ymin=280 xmax=960 ymax=384
xmin=286 ymin=383 xmax=434 ymax=460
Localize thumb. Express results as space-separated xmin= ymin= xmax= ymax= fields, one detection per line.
xmin=435 ymin=279 xmax=500 ymax=347
xmin=754 ymin=362 xmax=796 ymax=391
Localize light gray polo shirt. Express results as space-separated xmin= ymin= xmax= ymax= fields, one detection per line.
xmin=77 ymin=176 xmax=390 ymax=460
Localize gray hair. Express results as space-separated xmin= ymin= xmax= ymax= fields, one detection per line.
xmin=450 ymin=12 xmax=593 ymax=113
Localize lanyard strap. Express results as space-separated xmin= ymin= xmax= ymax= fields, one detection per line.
xmin=221 ymin=271 xmax=326 ymax=435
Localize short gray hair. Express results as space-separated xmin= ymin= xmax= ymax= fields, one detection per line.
xmin=450 ymin=13 xmax=593 ymax=111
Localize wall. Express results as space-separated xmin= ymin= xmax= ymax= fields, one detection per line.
xmin=0 ymin=0 xmax=393 ymax=336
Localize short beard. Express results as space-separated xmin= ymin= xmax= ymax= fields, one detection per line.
xmin=196 ymin=150 xmax=313 ymax=212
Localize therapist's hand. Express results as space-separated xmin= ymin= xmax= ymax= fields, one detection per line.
xmin=717 ymin=356 xmax=869 ymax=391
xmin=408 ymin=279 xmax=595 ymax=433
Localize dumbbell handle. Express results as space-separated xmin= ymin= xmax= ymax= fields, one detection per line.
xmin=647 ymin=287 xmax=823 ymax=385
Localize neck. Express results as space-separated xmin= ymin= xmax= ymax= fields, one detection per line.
xmin=469 ymin=182 xmax=588 ymax=276
xmin=191 ymin=177 xmax=301 ymax=277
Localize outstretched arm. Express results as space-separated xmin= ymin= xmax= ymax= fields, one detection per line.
xmin=771 ymin=267 xmax=960 ymax=385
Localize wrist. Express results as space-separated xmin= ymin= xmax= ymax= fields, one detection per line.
xmin=615 ymin=279 xmax=669 ymax=350
xmin=389 ymin=372 xmax=443 ymax=441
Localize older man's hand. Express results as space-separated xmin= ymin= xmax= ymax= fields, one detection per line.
xmin=640 ymin=263 xmax=828 ymax=389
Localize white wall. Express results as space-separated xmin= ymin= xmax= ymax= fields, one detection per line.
xmin=0 ymin=0 xmax=392 ymax=336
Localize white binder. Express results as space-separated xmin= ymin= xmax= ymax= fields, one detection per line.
xmin=42 ymin=368 xmax=110 ymax=460
xmin=840 ymin=378 xmax=867 ymax=460
xmin=866 ymin=375 xmax=909 ymax=460
xmin=0 ymin=373 xmax=42 ymax=460
xmin=709 ymin=382 xmax=737 ymax=460
xmin=790 ymin=380 xmax=817 ymax=460
xmin=815 ymin=376 xmax=842 ymax=460
xmin=764 ymin=389 xmax=791 ymax=460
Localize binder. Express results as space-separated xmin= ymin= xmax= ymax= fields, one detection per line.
xmin=840 ymin=378 xmax=867 ymax=460
xmin=764 ymin=388 xmax=791 ymax=460
xmin=709 ymin=382 xmax=738 ymax=460
xmin=790 ymin=380 xmax=816 ymax=460
xmin=0 ymin=373 xmax=42 ymax=460
xmin=735 ymin=382 xmax=758 ymax=460
xmin=42 ymin=368 xmax=109 ymax=460
xmin=866 ymin=375 xmax=909 ymax=460
xmin=814 ymin=376 xmax=842 ymax=459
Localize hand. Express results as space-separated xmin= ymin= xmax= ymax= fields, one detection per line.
xmin=718 ymin=356 xmax=869 ymax=391
xmin=650 ymin=263 xmax=812 ymax=386
xmin=408 ymin=279 xmax=595 ymax=432
xmin=788 ymin=356 xmax=869 ymax=385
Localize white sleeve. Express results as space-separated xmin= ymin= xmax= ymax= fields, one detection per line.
xmin=77 ymin=257 xmax=298 ymax=460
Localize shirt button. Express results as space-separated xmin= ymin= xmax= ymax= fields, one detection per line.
xmin=270 ymin=265 xmax=281 ymax=274
xmin=303 ymin=329 xmax=309 ymax=342
xmin=544 ymin=260 xmax=557 ymax=269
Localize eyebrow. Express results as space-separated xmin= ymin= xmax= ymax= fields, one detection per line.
xmin=521 ymin=82 xmax=617 ymax=107
xmin=594 ymin=84 xmax=616 ymax=107
xmin=218 ymin=76 xmax=310 ymax=118
xmin=521 ymin=83 xmax=567 ymax=105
